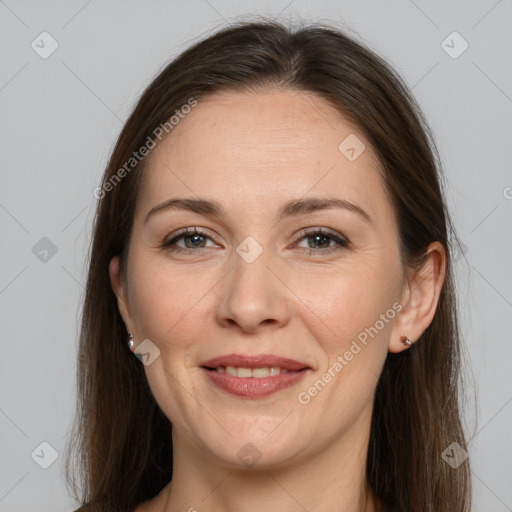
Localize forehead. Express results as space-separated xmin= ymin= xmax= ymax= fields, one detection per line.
xmin=137 ymin=88 xmax=390 ymax=221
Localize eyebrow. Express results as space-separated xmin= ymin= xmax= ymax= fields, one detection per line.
xmin=144 ymin=197 xmax=371 ymax=224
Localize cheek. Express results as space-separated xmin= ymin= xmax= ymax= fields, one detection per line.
xmin=127 ymin=250 xmax=214 ymax=342
xmin=291 ymin=259 xmax=401 ymax=348
xmin=291 ymin=263 xmax=401 ymax=417
xmin=292 ymin=269 xmax=399 ymax=428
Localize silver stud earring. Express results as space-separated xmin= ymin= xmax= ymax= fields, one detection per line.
xmin=127 ymin=332 xmax=135 ymax=352
xmin=400 ymin=335 xmax=412 ymax=347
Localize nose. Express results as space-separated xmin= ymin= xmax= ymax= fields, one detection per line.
xmin=215 ymin=250 xmax=292 ymax=334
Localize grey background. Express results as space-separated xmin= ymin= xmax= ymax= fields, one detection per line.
xmin=0 ymin=1 xmax=511 ymax=511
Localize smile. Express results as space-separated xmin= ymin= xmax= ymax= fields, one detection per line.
xmin=213 ymin=366 xmax=289 ymax=378
xmin=200 ymin=353 xmax=311 ymax=398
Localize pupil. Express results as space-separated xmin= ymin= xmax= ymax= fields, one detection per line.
xmin=309 ymin=235 xmax=329 ymax=249
xmin=185 ymin=234 xmax=205 ymax=248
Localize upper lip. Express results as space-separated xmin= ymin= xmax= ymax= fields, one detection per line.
xmin=200 ymin=353 xmax=311 ymax=371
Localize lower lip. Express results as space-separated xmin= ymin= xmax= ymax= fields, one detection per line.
xmin=201 ymin=368 xmax=309 ymax=398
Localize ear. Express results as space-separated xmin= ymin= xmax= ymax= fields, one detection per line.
xmin=109 ymin=256 xmax=134 ymax=331
xmin=389 ymin=241 xmax=447 ymax=353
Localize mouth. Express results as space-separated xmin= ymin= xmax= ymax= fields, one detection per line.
xmin=200 ymin=354 xmax=312 ymax=398
xmin=205 ymin=365 xmax=294 ymax=377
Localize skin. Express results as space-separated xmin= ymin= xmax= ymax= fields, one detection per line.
xmin=110 ymin=88 xmax=446 ymax=512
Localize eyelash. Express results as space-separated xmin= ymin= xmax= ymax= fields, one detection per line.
xmin=161 ymin=227 xmax=348 ymax=256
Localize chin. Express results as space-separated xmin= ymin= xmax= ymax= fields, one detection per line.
xmin=208 ymin=439 xmax=305 ymax=471
xmin=192 ymin=418 xmax=310 ymax=470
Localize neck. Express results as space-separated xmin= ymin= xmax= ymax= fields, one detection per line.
xmin=149 ymin=404 xmax=378 ymax=512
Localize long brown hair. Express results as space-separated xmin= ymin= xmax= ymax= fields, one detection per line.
xmin=66 ymin=18 xmax=472 ymax=512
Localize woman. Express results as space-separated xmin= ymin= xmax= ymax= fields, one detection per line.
xmin=67 ymin=18 xmax=472 ymax=512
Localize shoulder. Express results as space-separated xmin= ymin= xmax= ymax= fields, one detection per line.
xmin=72 ymin=505 xmax=110 ymax=512
xmin=72 ymin=504 xmax=138 ymax=512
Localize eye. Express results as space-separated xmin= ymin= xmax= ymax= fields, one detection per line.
xmin=162 ymin=227 xmax=220 ymax=252
xmin=161 ymin=226 xmax=348 ymax=256
xmin=295 ymin=228 xmax=348 ymax=255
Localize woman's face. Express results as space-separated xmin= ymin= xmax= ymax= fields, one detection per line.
xmin=112 ymin=88 xmax=410 ymax=469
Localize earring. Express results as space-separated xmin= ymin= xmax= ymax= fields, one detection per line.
xmin=400 ymin=335 xmax=412 ymax=347
xmin=127 ymin=332 xmax=135 ymax=352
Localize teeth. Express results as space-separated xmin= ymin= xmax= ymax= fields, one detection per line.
xmin=253 ymin=367 xmax=269 ymax=378
xmin=221 ymin=366 xmax=287 ymax=378
xmin=225 ymin=366 xmax=238 ymax=376
xmin=237 ymin=367 xmax=252 ymax=378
